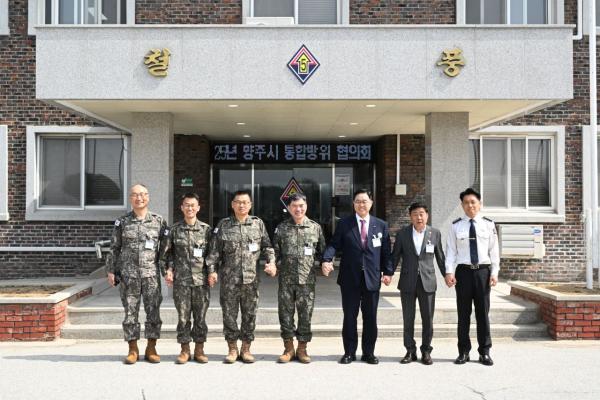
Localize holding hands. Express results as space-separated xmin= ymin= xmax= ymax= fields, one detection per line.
xmin=264 ymin=262 xmax=277 ymax=277
xmin=444 ymin=273 xmax=456 ymax=288
xmin=208 ymin=272 xmax=218 ymax=287
xmin=165 ymin=268 xmax=174 ymax=287
xmin=321 ymin=261 xmax=334 ymax=277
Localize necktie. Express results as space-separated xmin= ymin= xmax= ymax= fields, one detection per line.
xmin=360 ymin=219 xmax=367 ymax=248
xmin=469 ymin=219 xmax=479 ymax=265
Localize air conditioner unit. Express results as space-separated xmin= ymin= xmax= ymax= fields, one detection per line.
xmin=498 ymin=224 xmax=545 ymax=259
xmin=243 ymin=17 xmax=295 ymax=25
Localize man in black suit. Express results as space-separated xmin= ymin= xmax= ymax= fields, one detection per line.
xmin=322 ymin=189 xmax=393 ymax=365
xmin=391 ymin=202 xmax=445 ymax=365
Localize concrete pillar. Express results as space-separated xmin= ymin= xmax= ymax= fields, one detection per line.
xmin=425 ymin=112 xmax=470 ymax=229
xmin=131 ymin=112 xmax=174 ymax=223
xmin=425 ymin=113 xmax=470 ymax=298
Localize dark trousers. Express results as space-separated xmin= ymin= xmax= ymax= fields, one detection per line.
xmin=455 ymin=266 xmax=492 ymax=355
xmin=400 ymin=276 xmax=436 ymax=354
xmin=340 ymin=276 xmax=380 ymax=356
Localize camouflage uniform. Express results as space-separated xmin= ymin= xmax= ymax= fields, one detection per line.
xmin=273 ymin=217 xmax=326 ymax=342
xmin=106 ymin=211 xmax=168 ymax=341
xmin=205 ymin=216 xmax=275 ymax=342
xmin=160 ymin=220 xmax=212 ymax=344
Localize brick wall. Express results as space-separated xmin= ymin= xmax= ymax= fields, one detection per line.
xmin=0 ymin=1 xmax=114 ymax=279
xmin=0 ymin=287 xmax=91 ymax=341
xmin=173 ymin=135 xmax=211 ymax=223
xmin=376 ymin=134 xmax=426 ymax=236
xmin=136 ymin=0 xmax=242 ymax=24
xmin=496 ymin=1 xmax=596 ymax=281
xmin=350 ymin=0 xmax=455 ymax=24
xmin=511 ymin=287 xmax=600 ymax=340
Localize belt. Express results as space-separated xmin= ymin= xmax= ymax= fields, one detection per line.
xmin=458 ymin=264 xmax=490 ymax=270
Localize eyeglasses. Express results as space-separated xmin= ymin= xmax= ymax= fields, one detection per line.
xmin=233 ymin=200 xmax=251 ymax=205
xmin=353 ymin=200 xmax=371 ymax=205
xmin=130 ymin=192 xmax=149 ymax=198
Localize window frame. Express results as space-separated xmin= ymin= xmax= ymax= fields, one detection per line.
xmin=471 ymin=125 xmax=565 ymax=223
xmin=28 ymin=0 xmax=134 ymax=35
xmin=249 ymin=0 xmax=342 ymax=24
xmin=0 ymin=125 xmax=8 ymax=221
xmin=26 ymin=126 xmax=130 ymax=221
xmin=456 ymin=0 xmax=561 ymax=25
xmin=0 ymin=0 xmax=8 ymax=35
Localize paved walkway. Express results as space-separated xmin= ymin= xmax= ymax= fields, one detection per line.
xmin=0 ymin=337 xmax=599 ymax=400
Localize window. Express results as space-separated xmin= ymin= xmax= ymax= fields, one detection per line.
xmin=252 ymin=0 xmax=338 ymax=24
xmin=464 ymin=0 xmax=550 ymax=24
xmin=0 ymin=0 xmax=8 ymax=35
xmin=26 ymin=126 xmax=129 ymax=221
xmin=469 ymin=126 xmax=565 ymax=223
xmin=29 ymin=0 xmax=132 ymax=35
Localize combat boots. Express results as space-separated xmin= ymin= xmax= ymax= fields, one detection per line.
xmin=277 ymin=339 xmax=295 ymax=363
xmin=240 ymin=340 xmax=255 ymax=363
xmin=296 ymin=341 xmax=311 ymax=364
xmin=194 ymin=342 xmax=208 ymax=363
xmin=144 ymin=338 xmax=161 ymax=363
xmin=124 ymin=340 xmax=139 ymax=364
xmin=224 ymin=341 xmax=239 ymax=364
xmin=176 ymin=343 xmax=191 ymax=364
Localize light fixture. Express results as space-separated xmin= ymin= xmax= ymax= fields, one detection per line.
xmin=236 ymin=122 xmax=246 ymax=126
xmin=228 ymin=104 xmax=239 ymax=108
xmin=349 ymin=122 xmax=359 ymax=126
xmin=338 ymin=135 xmax=346 ymax=138
xmin=365 ymin=104 xmax=376 ymax=108
xmin=243 ymin=134 xmax=251 ymax=138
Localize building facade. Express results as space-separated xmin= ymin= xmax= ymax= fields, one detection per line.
xmin=0 ymin=0 xmax=596 ymax=282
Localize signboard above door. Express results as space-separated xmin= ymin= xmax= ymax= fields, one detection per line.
xmin=211 ymin=142 xmax=375 ymax=163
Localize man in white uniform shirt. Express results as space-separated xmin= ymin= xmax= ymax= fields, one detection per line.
xmin=445 ymin=188 xmax=499 ymax=366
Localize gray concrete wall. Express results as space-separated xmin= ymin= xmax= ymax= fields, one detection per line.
xmin=35 ymin=25 xmax=573 ymax=101
xmin=131 ymin=113 xmax=174 ymax=223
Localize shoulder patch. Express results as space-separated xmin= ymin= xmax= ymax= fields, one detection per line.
xmin=114 ymin=219 xmax=121 ymax=226
xmin=274 ymin=227 xmax=278 ymax=234
xmin=213 ymin=227 xmax=219 ymax=234
xmin=452 ymin=217 xmax=462 ymax=224
xmin=164 ymin=228 xmax=170 ymax=236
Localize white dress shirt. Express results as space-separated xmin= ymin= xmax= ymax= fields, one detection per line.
xmin=445 ymin=214 xmax=500 ymax=277
xmin=355 ymin=214 xmax=370 ymax=234
xmin=412 ymin=226 xmax=425 ymax=254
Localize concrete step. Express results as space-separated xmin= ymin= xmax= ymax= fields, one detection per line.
xmin=60 ymin=322 xmax=549 ymax=340
xmin=66 ymin=301 xmax=540 ymax=326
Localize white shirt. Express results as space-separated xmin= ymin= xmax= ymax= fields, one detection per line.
xmin=445 ymin=214 xmax=500 ymax=277
xmin=355 ymin=214 xmax=370 ymax=235
xmin=412 ymin=226 xmax=425 ymax=254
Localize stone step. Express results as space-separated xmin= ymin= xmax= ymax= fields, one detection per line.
xmin=60 ymin=322 xmax=549 ymax=340
xmin=67 ymin=302 xmax=540 ymax=326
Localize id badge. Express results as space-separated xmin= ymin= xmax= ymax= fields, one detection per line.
xmin=304 ymin=247 xmax=313 ymax=256
xmin=248 ymin=243 xmax=259 ymax=252
xmin=144 ymin=239 xmax=155 ymax=250
xmin=426 ymin=244 xmax=434 ymax=254
xmin=372 ymin=238 xmax=382 ymax=248
xmin=193 ymin=248 xmax=203 ymax=258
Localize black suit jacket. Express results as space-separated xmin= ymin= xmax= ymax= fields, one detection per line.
xmin=322 ymin=214 xmax=393 ymax=291
xmin=391 ymin=225 xmax=446 ymax=293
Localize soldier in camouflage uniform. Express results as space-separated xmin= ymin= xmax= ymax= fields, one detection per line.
xmin=160 ymin=192 xmax=214 ymax=364
xmin=205 ymin=189 xmax=276 ymax=364
xmin=106 ymin=184 xmax=168 ymax=365
xmin=272 ymin=193 xmax=326 ymax=364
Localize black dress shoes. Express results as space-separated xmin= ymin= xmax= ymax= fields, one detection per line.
xmin=479 ymin=354 xmax=494 ymax=366
xmin=454 ymin=353 xmax=470 ymax=364
xmin=339 ymin=354 xmax=356 ymax=364
xmin=400 ymin=352 xmax=417 ymax=364
xmin=361 ymin=354 xmax=379 ymax=364
xmin=421 ymin=352 xmax=433 ymax=365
